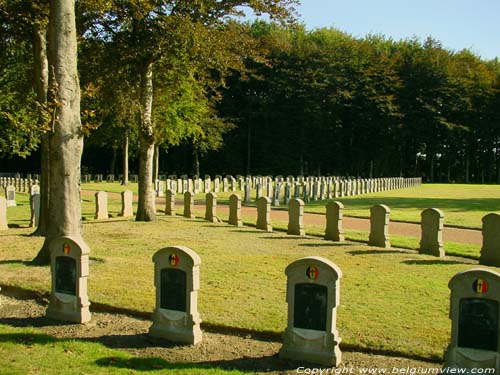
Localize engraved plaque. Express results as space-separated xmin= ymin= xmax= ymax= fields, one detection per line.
xmin=458 ymin=298 xmax=498 ymax=351
xmin=55 ymin=257 xmax=76 ymax=296
xmin=160 ymin=268 xmax=187 ymax=312
xmin=294 ymin=283 xmax=327 ymax=331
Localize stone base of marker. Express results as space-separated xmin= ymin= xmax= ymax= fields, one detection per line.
xmin=46 ymin=236 xmax=91 ymax=323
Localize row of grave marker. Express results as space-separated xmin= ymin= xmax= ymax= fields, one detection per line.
xmin=38 ymin=235 xmax=500 ymax=371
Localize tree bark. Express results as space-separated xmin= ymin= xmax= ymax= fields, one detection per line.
xmin=192 ymin=147 xmax=200 ymax=176
xmin=32 ymin=0 xmax=84 ymax=264
xmin=121 ymin=132 xmax=129 ymax=185
xmin=153 ymin=144 xmax=159 ymax=182
xmin=32 ymin=21 xmax=50 ymax=238
xmin=135 ymin=60 xmax=156 ymax=221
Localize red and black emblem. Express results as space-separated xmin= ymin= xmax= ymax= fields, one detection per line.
xmin=169 ymin=254 xmax=179 ymax=266
xmin=62 ymin=243 xmax=71 ymax=255
xmin=306 ymin=266 xmax=319 ymax=280
xmin=473 ymin=278 xmax=488 ymax=294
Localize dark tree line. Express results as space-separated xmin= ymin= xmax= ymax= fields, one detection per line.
xmin=210 ymin=24 xmax=500 ymax=182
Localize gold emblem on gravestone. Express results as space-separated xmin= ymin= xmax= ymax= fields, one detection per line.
xmin=169 ymin=254 xmax=179 ymax=266
xmin=62 ymin=243 xmax=71 ymax=254
xmin=473 ymin=278 xmax=488 ymax=294
xmin=306 ymin=266 xmax=319 ymax=280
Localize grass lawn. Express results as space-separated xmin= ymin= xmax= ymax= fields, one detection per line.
xmin=0 ymin=325 xmax=244 ymax=375
xmin=0 ymin=202 xmax=494 ymax=361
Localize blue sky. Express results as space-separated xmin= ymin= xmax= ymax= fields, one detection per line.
xmin=294 ymin=0 xmax=500 ymax=60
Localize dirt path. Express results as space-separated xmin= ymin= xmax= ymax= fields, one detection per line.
xmin=81 ymin=190 xmax=482 ymax=246
xmin=0 ymin=292 xmax=441 ymax=373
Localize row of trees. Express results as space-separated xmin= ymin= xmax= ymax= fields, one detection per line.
xmin=0 ymin=0 xmax=298 ymax=264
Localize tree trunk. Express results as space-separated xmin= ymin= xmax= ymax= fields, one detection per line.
xmin=153 ymin=144 xmax=159 ymax=182
xmin=110 ymin=146 xmax=117 ymax=175
xmin=135 ymin=60 xmax=156 ymax=221
xmin=33 ymin=0 xmax=84 ymax=264
xmin=32 ymin=21 xmax=50 ymax=238
xmin=122 ymin=132 xmax=129 ymax=185
xmin=192 ymin=148 xmax=200 ymax=176
xmin=246 ymin=122 xmax=251 ymax=175
xmin=465 ymin=154 xmax=470 ymax=184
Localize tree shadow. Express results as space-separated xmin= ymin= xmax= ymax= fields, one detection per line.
xmin=0 ymin=316 xmax=77 ymax=328
xmin=402 ymin=259 xmax=469 ymax=265
xmin=96 ymin=353 xmax=297 ymax=373
xmin=348 ymin=249 xmax=407 ymax=256
xmin=299 ymin=242 xmax=355 ymax=247
xmin=0 ymin=259 xmax=32 ymax=266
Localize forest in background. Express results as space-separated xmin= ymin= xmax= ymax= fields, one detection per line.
xmin=2 ymin=2 xmax=500 ymax=183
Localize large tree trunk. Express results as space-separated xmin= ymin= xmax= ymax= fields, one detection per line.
xmin=135 ymin=60 xmax=156 ymax=221
xmin=153 ymin=144 xmax=159 ymax=181
xmin=32 ymin=0 xmax=84 ymax=264
xmin=32 ymin=20 xmax=50 ymax=238
xmin=192 ymin=147 xmax=200 ymax=176
xmin=121 ymin=132 xmax=129 ymax=185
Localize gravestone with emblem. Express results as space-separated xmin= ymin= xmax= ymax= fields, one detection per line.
xmin=445 ymin=268 xmax=500 ymax=371
xmin=46 ymin=236 xmax=91 ymax=323
xmin=149 ymin=246 xmax=202 ymax=344
xmin=280 ymin=256 xmax=342 ymax=366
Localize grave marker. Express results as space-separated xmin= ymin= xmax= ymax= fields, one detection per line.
xmin=183 ymin=191 xmax=195 ymax=219
xmin=368 ymin=204 xmax=391 ymax=248
xmin=5 ymin=185 xmax=16 ymax=207
xmin=256 ymin=196 xmax=272 ymax=232
xmin=0 ymin=196 xmax=7 ymax=230
xmin=445 ymin=268 xmax=500 ymax=372
xmin=479 ymin=213 xmax=500 ymax=267
xmin=228 ymin=194 xmax=243 ymax=227
xmin=280 ymin=256 xmax=342 ymax=366
xmin=165 ymin=189 xmax=176 ymax=216
xmin=419 ymin=208 xmax=444 ymax=257
xmin=325 ymin=201 xmax=345 ymax=242
xmin=94 ymin=191 xmax=108 ymax=220
xmin=287 ymin=198 xmax=305 ymax=236
xmin=121 ymin=190 xmax=134 ymax=218
xmin=205 ymin=192 xmax=218 ymax=223
xmin=46 ymin=236 xmax=91 ymax=323
xmin=149 ymin=246 xmax=202 ymax=344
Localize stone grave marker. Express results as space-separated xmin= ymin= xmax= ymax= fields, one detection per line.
xmin=325 ymin=201 xmax=345 ymax=242
xmin=121 ymin=190 xmax=134 ymax=218
xmin=149 ymin=246 xmax=202 ymax=344
xmin=46 ymin=236 xmax=91 ymax=323
xmin=228 ymin=194 xmax=243 ymax=227
xmin=244 ymin=182 xmax=251 ymax=203
xmin=287 ymin=198 xmax=305 ymax=236
xmin=156 ymin=180 xmax=165 ymax=197
xmin=279 ymin=256 xmax=342 ymax=366
xmin=479 ymin=213 xmax=500 ymax=267
xmin=0 ymin=196 xmax=7 ymax=230
xmin=94 ymin=191 xmax=108 ymax=220
xmin=183 ymin=191 xmax=195 ymax=219
xmin=30 ymin=186 xmax=41 ymax=228
xmin=445 ymin=268 xmax=500 ymax=371
xmin=205 ymin=192 xmax=218 ymax=223
xmin=165 ymin=189 xmax=176 ymax=216
xmin=419 ymin=208 xmax=444 ymax=257
xmin=256 ymin=196 xmax=272 ymax=232
xmin=368 ymin=204 xmax=391 ymax=248
xmin=5 ymin=185 xmax=16 ymax=207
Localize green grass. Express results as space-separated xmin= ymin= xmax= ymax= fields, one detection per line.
xmin=0 ymin=212 xmax=490 ymax=361
xmin=0 ymin=325 xmax=244 ymax=375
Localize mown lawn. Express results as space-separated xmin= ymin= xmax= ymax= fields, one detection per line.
xmin=0 ymin=202 xmax=493 ymax=361
xmin=0 ymin=325 xmax=245 ymax=375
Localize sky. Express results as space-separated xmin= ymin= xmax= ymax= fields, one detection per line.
xmin=293 ymin=0 xmax=500 ymax=60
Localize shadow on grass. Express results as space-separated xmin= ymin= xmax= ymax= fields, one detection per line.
xmin=0 ymin=316 xmax=76 ymax=328
xmin=348 ymin=249 xmax=406 ymax=256
xmin=95 ymin=354 xmax=296 ymax=373
xmin=0 ymin=259 xmax=32 ymax=266
xmin=402 ymin=259 xmax=470 ymax=266
xmin=299 ymin=242 xmax=355 ymax=247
